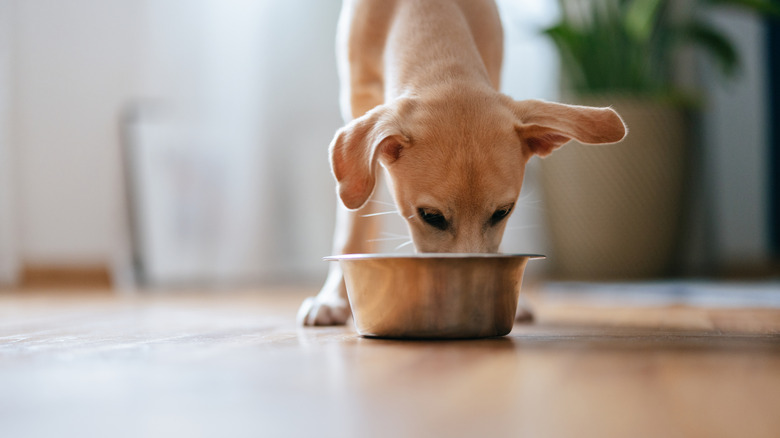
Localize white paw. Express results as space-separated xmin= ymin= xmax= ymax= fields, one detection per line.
xmin=297 ymin=295 xmax=352 ymax=326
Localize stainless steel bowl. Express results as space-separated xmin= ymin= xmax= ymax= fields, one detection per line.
xmin=325 ymin=253 xmax=544 ymax=339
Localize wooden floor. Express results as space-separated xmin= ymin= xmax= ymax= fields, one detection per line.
xmin=1 ymin=284 xmax=779 ymax=438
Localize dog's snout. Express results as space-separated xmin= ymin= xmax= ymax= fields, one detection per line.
xmin=451 ymin=241 xmax=496 ymax=254
xmin=414 ymin=233 xmax=498 ymax=254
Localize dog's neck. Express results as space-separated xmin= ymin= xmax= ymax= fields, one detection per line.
xmin=383 ymin=0 xmax=496 ymax=100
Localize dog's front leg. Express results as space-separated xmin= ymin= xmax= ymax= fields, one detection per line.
xmin=297 ymin=196 xmax=379 ymax=326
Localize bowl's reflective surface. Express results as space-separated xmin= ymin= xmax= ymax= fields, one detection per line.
xmin=326 ymin=254 xmax=544 ymax=339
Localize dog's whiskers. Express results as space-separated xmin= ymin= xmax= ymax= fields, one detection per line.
xmin=368 ymin=200 xmax=397 ymax=208
xmin=361 ymin=210 xmax=400 ymax=217
xmin=394 ymin=240 xmax=414 ymax=250
xmin=368 ymin=236 xmax=411 ymax=242
xmin=523 ymin=206 xmax=545 ymax=212
xmin=517 ymin=185 xmax=540 ymax=201
xmin=380 ymin=231 xmax=409 ymax=237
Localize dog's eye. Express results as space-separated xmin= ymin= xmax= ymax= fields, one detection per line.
xmin=490 ymin=205 xmax=513 ymax=225
xmin=418 ymin=208 xmax=449 ymax=231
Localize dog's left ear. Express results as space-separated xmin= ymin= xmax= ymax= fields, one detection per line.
xmin=508 ymin=99 xmax=627 ymax=158
xmin=329 ymin=102 xmax=411 ymax=210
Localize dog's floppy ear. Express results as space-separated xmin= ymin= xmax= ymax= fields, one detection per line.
xmin=509 ymin=99 xmax=627 ymax=158
xmin=329 ymin=102 xmax=411 ymax=210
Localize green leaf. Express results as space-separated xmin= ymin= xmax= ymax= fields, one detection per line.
xmin=683 ymin=19 xmax=739 ymax=76
xmin=624 ymin=0 xmax=665 ymax=43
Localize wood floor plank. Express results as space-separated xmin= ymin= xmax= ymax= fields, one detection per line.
xmin=0 ymin=286 xmax=778 ymax=438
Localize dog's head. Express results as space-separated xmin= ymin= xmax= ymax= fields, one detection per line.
xmin=329 ymin=90 xmax=626 ymax=253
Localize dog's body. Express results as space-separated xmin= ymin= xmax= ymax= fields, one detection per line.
xmin=298 ymin=0 xmax=626 ymax=326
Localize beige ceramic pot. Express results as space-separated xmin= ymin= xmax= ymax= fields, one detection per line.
xmin=539 ymin=96 xmax=690 ymax=280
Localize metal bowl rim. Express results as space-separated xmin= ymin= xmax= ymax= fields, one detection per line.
xmin=324 ymin=253 xmax=545 ymax=261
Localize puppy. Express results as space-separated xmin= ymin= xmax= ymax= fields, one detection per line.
xmin=298 ymin=0 xmax=626 ymax=325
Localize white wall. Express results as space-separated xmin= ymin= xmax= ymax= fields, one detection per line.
xmin=12 ymin=0 xmax=143 ymax=266
xmin=0 ymin=0 xmax=17 ymax=284
xmin=4 ymin=0 xmax=345 ymax=286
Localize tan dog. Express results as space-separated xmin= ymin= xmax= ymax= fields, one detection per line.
xmin=298 ymin=0 xmax=626 ymax=325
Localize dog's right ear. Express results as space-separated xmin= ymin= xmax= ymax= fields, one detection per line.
xmin=329 ymin=102 xmax=411 ymax=210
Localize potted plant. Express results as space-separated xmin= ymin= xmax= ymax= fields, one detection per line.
xmin=538 ymin=0 xmax=779 ymax=280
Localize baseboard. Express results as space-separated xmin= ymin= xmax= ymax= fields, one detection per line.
xmin=20 ymin=265 xmax=112 ymax=289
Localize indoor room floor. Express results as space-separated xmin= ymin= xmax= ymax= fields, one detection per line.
xmin=1 ymin=283 xmax=779 ymax=438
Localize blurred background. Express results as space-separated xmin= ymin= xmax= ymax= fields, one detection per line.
xmin=0 ymin=0 xmax=777 ymax=290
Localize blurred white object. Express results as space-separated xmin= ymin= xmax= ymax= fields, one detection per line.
xmin=120 ymin=1 xmax=344 ymax=287
xmin=126 ymin=108 xmax=257 ymax=285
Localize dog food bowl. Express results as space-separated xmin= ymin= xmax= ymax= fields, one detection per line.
xmin=325 ymin=253 xmax=544 ymax=339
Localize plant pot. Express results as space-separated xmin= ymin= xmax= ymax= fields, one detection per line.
xmin=539 ymin=96 xmax=690 ymax=280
